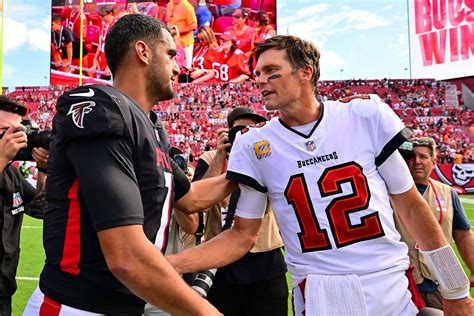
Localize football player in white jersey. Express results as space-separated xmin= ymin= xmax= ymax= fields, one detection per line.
xmin=167 ymin=35 xmax=473 ymax=315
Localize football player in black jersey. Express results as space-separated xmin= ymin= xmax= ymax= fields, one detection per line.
xmin=24 ymin=14 xmax=232 ymax=316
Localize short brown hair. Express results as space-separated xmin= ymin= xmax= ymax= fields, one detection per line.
xmin=410 ymin=137 xmax=437 ymax=160
xmin=255 ymin=35 xmax=321 ymax=93
xmin=0 ymin=95 xmax=27 ymax=116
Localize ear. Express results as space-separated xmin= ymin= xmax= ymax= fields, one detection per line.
xmin=300 ymin=65 xmax=313 ymax=83
xmin=134 ymin=40 xmax=151 ymax=66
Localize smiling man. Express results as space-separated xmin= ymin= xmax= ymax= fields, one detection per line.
xmin=24 ymin=14 xmax=230 ymax=316
xmin=167 ymin=35 xmax=473 ymax=315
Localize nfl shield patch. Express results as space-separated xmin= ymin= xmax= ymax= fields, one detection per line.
xmin=13 ymin=192 xmax=23 ymax=207
xmin=254 ymin=140 xmax=272 ymax=160
xmin=305 ymin=140 xmax=316 ymax=151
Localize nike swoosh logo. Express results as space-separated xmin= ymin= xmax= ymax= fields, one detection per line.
xmin=70 ymin=88 xmax=95 ymax=98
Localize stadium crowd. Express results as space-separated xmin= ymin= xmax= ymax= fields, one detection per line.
xmin=51 ymin=0 xmax=276 ymax=82
xmin=7 ymin=78 xmax=473 ymax=166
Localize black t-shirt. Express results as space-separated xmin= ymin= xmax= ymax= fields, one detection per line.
xmin=40 ymin=85 xmax=190 ymax=315
xmin=52 ymin=27 xmax=86 ymax=59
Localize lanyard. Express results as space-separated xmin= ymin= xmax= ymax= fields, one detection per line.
xmin=428 ymin=179 xmax=443 ymax=225
xmin=54 ymin=27 xmax=63 ymax=49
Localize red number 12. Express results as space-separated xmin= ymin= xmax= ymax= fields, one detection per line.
xmin=284 ymin=162 xmax=385 ymax=252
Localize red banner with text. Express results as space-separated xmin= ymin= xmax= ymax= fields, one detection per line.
xmin=408 ymin=0 xmax=474 ymax=79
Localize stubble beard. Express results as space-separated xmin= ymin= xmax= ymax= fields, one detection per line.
xmin=145 ymin=61 xmax=174 ymax=104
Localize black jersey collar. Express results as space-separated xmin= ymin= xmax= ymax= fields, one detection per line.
xmin=278 ymin=101 xmax=324 ymax=139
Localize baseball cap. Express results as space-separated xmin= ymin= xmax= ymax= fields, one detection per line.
xmin=227 ymin=107 xmax=267 ymax=127
xmin=169 ymin=145 xmax=183 ymax=158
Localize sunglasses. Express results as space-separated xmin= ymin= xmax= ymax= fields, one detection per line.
xmin=410 ymin=138 xmax=435 ymax=146
xmin=232 ymin=14 xmax=242 ymax=19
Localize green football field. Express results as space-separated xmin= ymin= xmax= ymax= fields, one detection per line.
xmin=11 ymin=195 xmax=474 ymax=315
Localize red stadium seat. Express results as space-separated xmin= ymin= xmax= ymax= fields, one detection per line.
xmin=213 ymin=16 xmax=233 ymax=34
xmin=241 ymin=0 xmax=261 ymax=12
xmin=261 ymin=0 xmax=275 ymax=14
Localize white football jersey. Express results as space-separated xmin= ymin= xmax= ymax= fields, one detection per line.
xmin=227 ymin=94 xmax=410 ymax=283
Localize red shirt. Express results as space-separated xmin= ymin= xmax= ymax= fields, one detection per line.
xmin=208 ymin=48 xmax=250 ymax=82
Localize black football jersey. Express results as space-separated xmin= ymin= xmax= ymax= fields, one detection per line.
xmin=40 ymin=84 xmax=184 ymax=315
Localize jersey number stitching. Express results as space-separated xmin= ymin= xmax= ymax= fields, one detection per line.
xmin=284 ymin=162 xmax=385 ymax=252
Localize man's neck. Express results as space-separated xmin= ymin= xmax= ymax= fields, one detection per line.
xmin=415 ymin=179 xmax=430 ymax=186
xmin=279 ymin=94 xmax=321 ymax=127
xmin=113 ymin=77 xmax=152 ymax=114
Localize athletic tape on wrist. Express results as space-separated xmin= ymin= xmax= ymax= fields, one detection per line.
xmin=419 ymin=245 xmax=470 ymax=300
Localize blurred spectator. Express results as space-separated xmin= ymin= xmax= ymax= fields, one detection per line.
xmin=194 ymin=0 xmax=212 ymax=35
xmin=166 ymin=0 xmax=198 ymax=69
xmin=251 ymin=11 xmax=276 ymax=49
xmin=170 ymin=26 xmax=192 ymax=83
xmin=223 ymin=8 xmax=254 ymax=56
xmin=190 ymin=26 xmax=220 ymax=82
xmin=214 ymin=0 xmax=241 ymax=16
xmin=89 ymin=5 xmax=117 ymax=79
xmin=194 ymin=34 xmax=250 ymax=83
xmin=51 ymin=15 xmax=73 ymax=72
xmin=249 ymin=11 xmax=276 ymax=74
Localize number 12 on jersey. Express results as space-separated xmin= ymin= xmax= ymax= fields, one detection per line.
xmin=284 ymin=162 xmax=385 ymax=252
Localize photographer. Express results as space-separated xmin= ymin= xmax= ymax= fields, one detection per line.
xmin=0 ymin=96 xmax=48 ymax=315
xmin=192 ymin=107 xmax=288 ymax=316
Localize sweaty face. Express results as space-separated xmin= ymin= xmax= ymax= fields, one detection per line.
xmin=145 ymin=30 xmax=180 ymax=103
xmin=406 ymin=146 xmax=435 ymax=184
xmin=255 ymin=49 xmax=301 ymax=111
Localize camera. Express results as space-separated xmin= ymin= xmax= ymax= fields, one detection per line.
xmin=13 ymin=120 xmax=51 ymax=161
xmin=172 ymin=154 xmax=189 ymax=173
xmin=225 ymin=125 xmax=248 ymax=153
xmin=190 ymin=269 xmax=217 ymax=298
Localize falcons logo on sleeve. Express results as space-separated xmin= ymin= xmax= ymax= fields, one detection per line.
xmin=67 ymin=101 xmax=96 ymax=129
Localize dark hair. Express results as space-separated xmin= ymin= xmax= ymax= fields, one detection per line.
xmin=105 ymin=14 xmax=170 ymax=77
xmin=52 ymin=14 xmax=62 ymax=23
xmin=256 ymin=11 xmax=270 ymax=26
xmin=0 ymin=96 xmax=27 ymax=116
xmin=255 ymin=35 xmax=321 ymax=92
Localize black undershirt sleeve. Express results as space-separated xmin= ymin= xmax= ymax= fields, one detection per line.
xmin=191 ymin=158 xmax=209 ymax=182
xmin=172 ymin=159 xmax=191 ymax=202
xmin=66 ymin=137 xmax=144 ymax=232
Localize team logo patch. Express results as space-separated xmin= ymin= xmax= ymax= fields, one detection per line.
xmin=67 ymin=101 xmax=96 ymax=129
xmin=253 ymin=140 xmax=272 ymax=160
xmin=12 ymin=192 xmax=23 ymax=207
xmin=305 ymin=140 xmax=316 ymax=152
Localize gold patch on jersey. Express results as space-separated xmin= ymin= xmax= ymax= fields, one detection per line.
xmin=253 ymin=140 xmax=272 ymax=160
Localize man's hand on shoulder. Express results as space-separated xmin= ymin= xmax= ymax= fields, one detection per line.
xmin=443 ymin=296 xmax=474 ymax=316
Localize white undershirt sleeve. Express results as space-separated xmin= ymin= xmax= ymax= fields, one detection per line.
xmin=378 ymin=150 xmax=414 ymax=194
xmin=235 ymin=184 xmax=267 ymax=219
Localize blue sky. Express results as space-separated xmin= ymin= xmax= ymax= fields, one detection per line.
xmin=2 ymin=0 xmax=410 ymax=87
